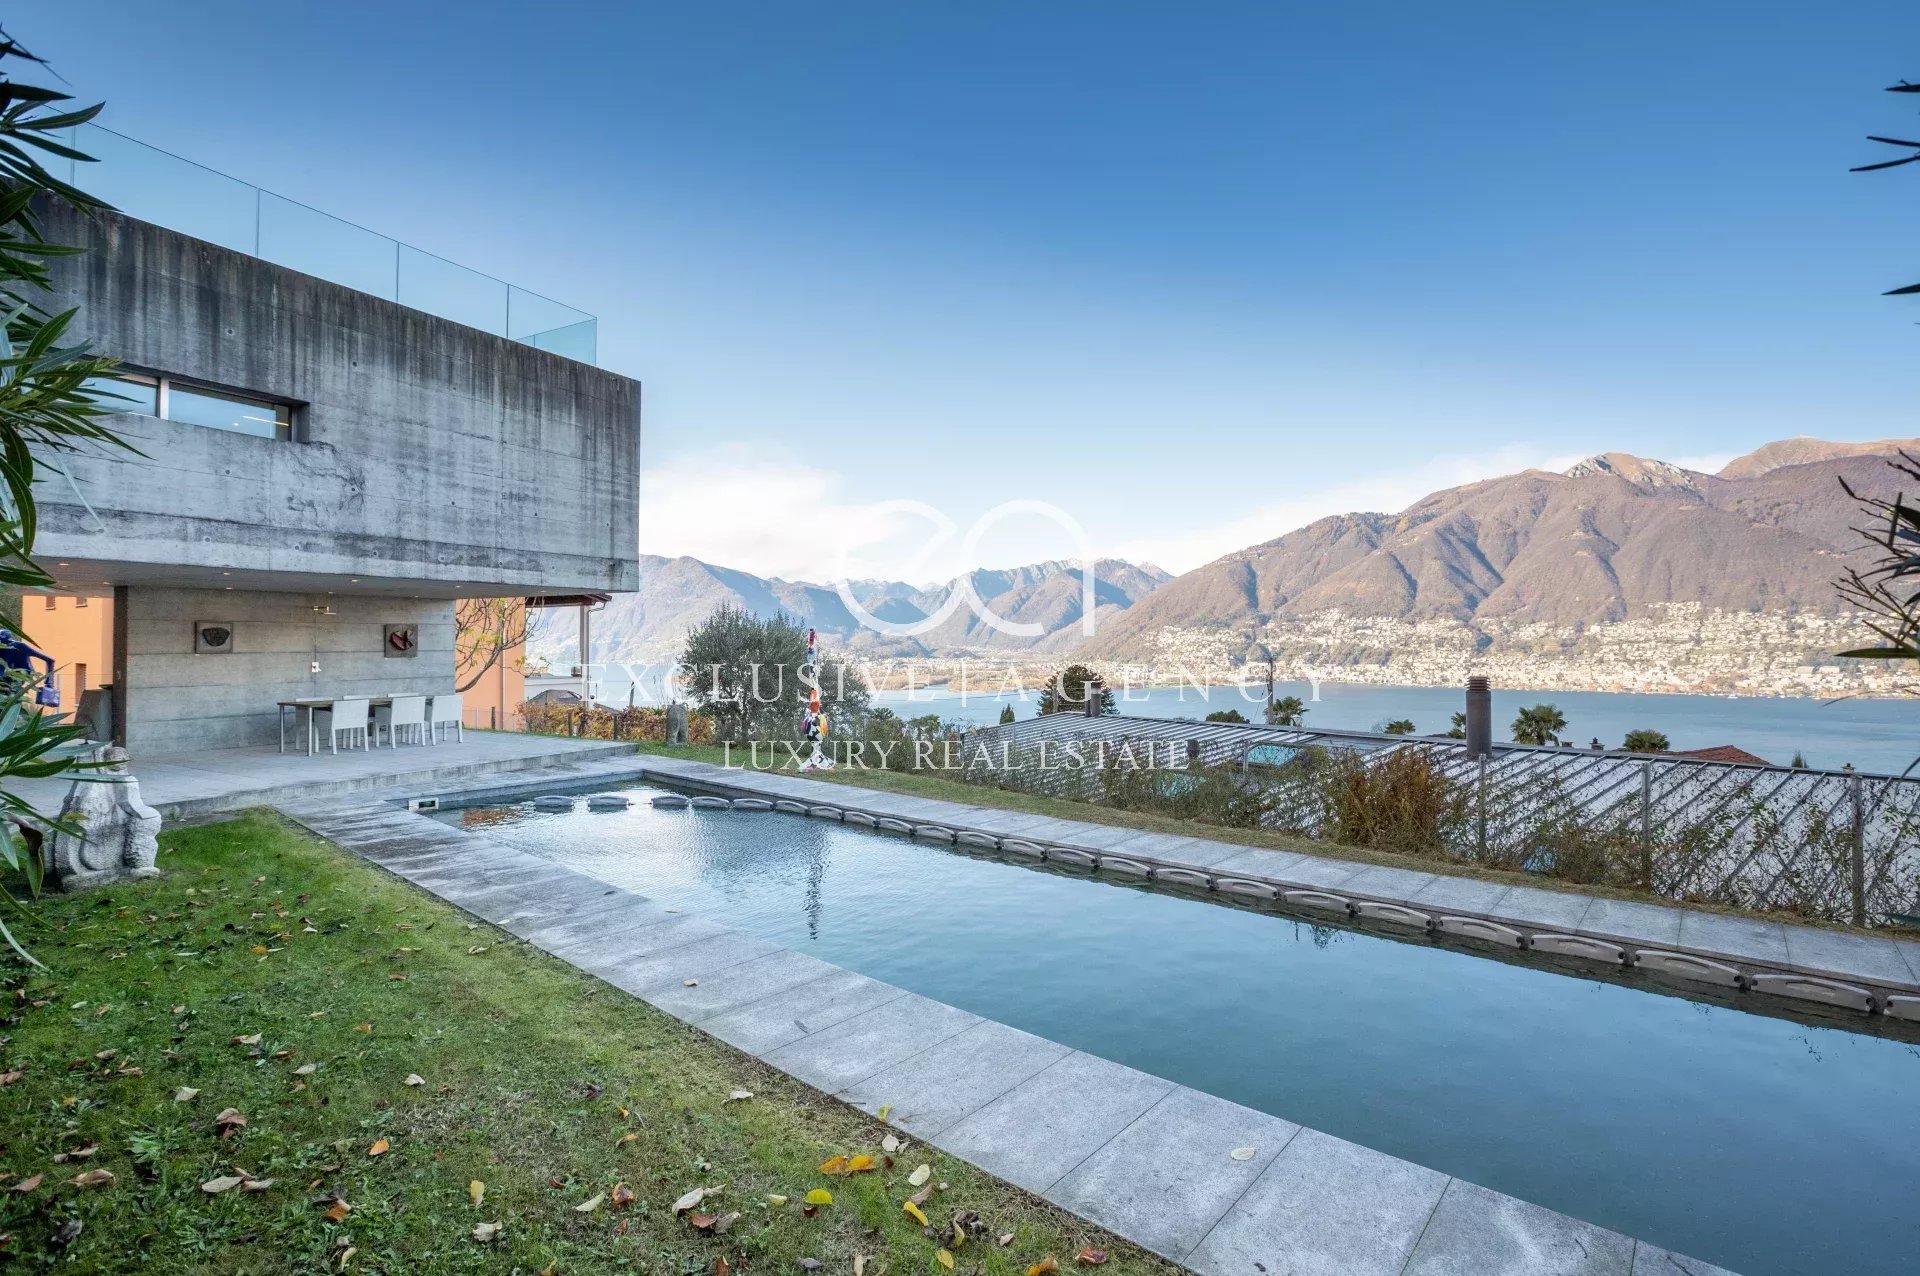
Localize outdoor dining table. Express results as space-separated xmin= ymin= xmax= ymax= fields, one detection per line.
xmin=276 ymin=695 xmax=404 ymax=756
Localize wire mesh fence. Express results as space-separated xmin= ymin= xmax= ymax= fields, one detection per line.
xmin=959 ymin=715 xmax=1920 ymax=927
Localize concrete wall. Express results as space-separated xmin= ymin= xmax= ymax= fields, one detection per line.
xmin=121 ymin=587 xmax=455 ymax=754
xmin=35 ymin=199 xmax=640 ymax=595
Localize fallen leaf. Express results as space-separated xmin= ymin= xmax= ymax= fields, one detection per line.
xmin=469 ymin=1180 xmax=485 ymax=1208
xmin=70 ymin=1169 xmax=114 ymax=1189
xmin=902 ymin=1200 xmax=928 ymax=1226
xmin=997 ymin=1233 xmax=1015 ymax=1247
xmin=818 ymin=1155 xmax=849 ymax=1176
xmin=1228 ymin=1146 xmax=1256 ymax=1161
xmin=1075 ymin=1250 xmax=1109 ymax=1266
xmin=847 ymin=1154 xmax=877 ymax=1174
xmin=688 ymin=1213 xmax=717 ymax=1231
xmin=11 ymin=1175 xmax=42 ymax=1193
xmin=1027 ymin=1259 xmax=1059 ymax=1276
xmin=472 ymin=1221 xmax=502 ymax=1243
xmin=201 ymin=1175 xmax=245 ymax=1195
xmin=674 ymin=1186 xmax=721 ymax=1213
xmin=611 ymin=1182 xmax=635 ymax=1209
xmin=467 ymin=945 xmax=488 ymax=955
xmin=323 ymin=1201 xmax=351 ymax=1222
xmin=855 ymin=1255 xmax=868 ymax=1276
xmin=214 ymin=1108 xmax=248 ymax=1138
xmin=241 ymin=1178 xmax=274 ymax=1191
xmin=713 ymin=1210 xmax=741 ymax=1233
xmin=367 ymin=1139 xmax=390 ymax=1158
xmin=294 ymin=1064 xmax=317 ymax=1077
xmin=716 ymin=1258 xmax=733 ymax=1276
xmin=615 ymin=1132 xmax=639 ymax=1147
xmin=950 ymin=1221 xmax=967 ymax=1248
xmin=804 ymin=1188 xmax=833 ymax=1207
xmin=767 ymin=1194 xmax=789 ymax=1206
xmin=231 ymin=1033 xmax=262 ymax=1047
xmin=173 ymin=1086 xmax=199 ymax=1104
xmin=683 ymin=978 xmax=699 ymax=987
xmin=355 ymin=1023 xmax=372 ymax=1034
xmin=881 ymin=1134 xmax=902 ymax=1153
xmin=576 ymin=1193 xmax=606 ymax=1213
xmin=727 ymin=1089 xmax=753 ymax=1102
xmin=908 ymin=1164 xmax=931 ymax=1187
xmin=797 ymin=1261 xmax=822 ymax=1272
xmin=936 ymin=1250 xmax=955 ymax=1271
xmin=404 ymin=1074 xmax=425 ymax=1087
xmin=908 ymin=1183 xmax=934 ymax=1206
xmin=876 ymin=1103 xmax=893 ymax=1123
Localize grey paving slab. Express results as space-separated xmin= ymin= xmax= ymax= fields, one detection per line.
xmin=1578 ymin=898 xmax=1684 ymax=949
xmin=1402 ymin=1179 xmax=1634 ymax=1276
xmin=1197 ymin=848 xmax=1313 ymax=880
xmin=644 ymin=949 xmax=845 ymax=1021
xmin=1120 ymin=834 xmax=1256 ymax=868
xmin=1489 ymin=885 xmax=1594 ymax=933
xmin=1674 ymin=912 xmax=1790 ymax=967
xmin=1339 ymin=864 xmax=1440 ymax=901
xmin=933 ymin=1052 xmax=1175 ymax=1195
xmin=761 ymin=993 xmax=981 ymax=1094
xmin=560 ymin=915 xmax=733 ymax=979
xmin=1269 ymin=854 xmax=1365 ymax=891
xmin=518 ymin=899 xmax=674 ymax=952
xmin=1897 ymin=938 xmax=1920 ymax=985
xmin=1407 ymin=874 xmax=1512 ymax=914
xmin=700 ymin=969 xmax=911 ymax=1055
xmin=1186 ymin=1127 xmax=1448 ymax=1276
xmin=602 ymin=929 xmax=785 ymax=999
xmin=471 ymin=879 xmax=628 ymax=928
xmin=1629 ymin=1243 xmax=1740 ymax=1276
xmin=1050 ymin=1085 xmax=1302 ymax=1260
xmin=838 ymin=1019 xmax=1072 ymax=1138
xmin=1780 ymin=925 xmax=1914 ymax=986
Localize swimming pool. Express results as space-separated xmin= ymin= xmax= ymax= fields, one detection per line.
xmin=433 ymin=784 xmax=1920 ymax=1276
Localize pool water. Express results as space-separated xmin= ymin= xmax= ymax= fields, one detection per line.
xmin=434 ymin=787 xmax=1920 ymax=1276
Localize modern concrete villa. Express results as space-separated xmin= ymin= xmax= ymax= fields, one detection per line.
xmin=28 ymin=155 xmax=639 ymax=756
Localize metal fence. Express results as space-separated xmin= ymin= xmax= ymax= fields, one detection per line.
xmin=960 ymin=714 xmax=1920 ymax=927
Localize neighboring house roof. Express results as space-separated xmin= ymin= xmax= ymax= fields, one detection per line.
xmin=1670 ymin=745 xmax=1773 ymax=766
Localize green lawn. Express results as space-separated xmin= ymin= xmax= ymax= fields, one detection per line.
xmin=0 ymin=813 xmax=1172 ymax=1275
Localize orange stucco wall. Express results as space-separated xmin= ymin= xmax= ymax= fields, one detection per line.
xmin=22 ymin=592 xmax=113 ymax=710
xmin=458 ymin=598 xmax=528 ymax=730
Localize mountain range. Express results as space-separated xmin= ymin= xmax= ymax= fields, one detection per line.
xmin=531 ymin=435 xmax=1917 ymax=694
xmin=529 ymin=555 xmax=1173 ymax=665
xmin=1080 ymin=434 xmax=1917 ymax=665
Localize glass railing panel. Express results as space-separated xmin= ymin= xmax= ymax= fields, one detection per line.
xmin=74 ymin=124 xmax=256 ymax=256
xmin=257 ymin=192 xmax=397 ymax=301
xmin=398 ymin=245 xmax=507 ymax=336
xmin=508 ymin=286 xmax=598 ymax=364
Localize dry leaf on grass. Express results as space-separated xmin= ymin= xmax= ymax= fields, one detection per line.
xmin=615 ymin=1131 xmax=639 ymax=1147
xmin=1027 ymin=1258 xmax=1059 ymax=1276
xmin=818 ymin=1155 xmax=849 ymax=1176
xmin=323 ymin=1201 xmax=351 ymax=1223
xmin=294 ymin=1064 xmax=317 ymax=1077
xmin=881 ymin=1134 xmax=902 ymax=1153
xmin=11 ymin=1175 xmax=43 ymax=1194
xmin=804 ymin=1188 xmax=833 ymax=1207
xmin=70 ymin=1169 xmax=114 ymax=1189
xmin=472 ymin=1221 xmax=502 ymax=1243
xmin=908 ymin=1164 xmax=931 ymax=1187
xmin=727 ymin=1089 xmax=753 ymax=1102
xmin=848 ymin=1154 xmax=877 ymax=1174
xmin=576 ymin=1193 xmax=606 ymax=1213
xmin=902 ymin=1200 xmax=928 ymax=1226
xmin=367 ymin=1139 xmax=390 ymax=1158
xmin=214 ymin=1109 xmax=248 ymax=1138
xmin=469 ymin=1180 xmax=485 ymax=1208
xmin=674 ymin=1185 xmax=722 ymax=1213
xmin=997 ymin=1233 xmax=1015 ymax=1247
xmin=713 ymin=1210 xmax=741 ymax=1233
xmin=201 ymin=1175 xmax=244 ymax=1195
xmin=1075 ymin=1250 xmax=1109 ymax=1266
xmin=936 ymin=1250 xmax=955 ymax=1271
xmin=404 ymin=1074 xmax=425 ymax=1087
xmin=611 ymin=1182 xmax=635 ymax=1209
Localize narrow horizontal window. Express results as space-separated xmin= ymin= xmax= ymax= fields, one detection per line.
xmin=164 ymin=383 xmax=291 ymax=440
xmin=80 ymin=372 xmax=160 ymax=417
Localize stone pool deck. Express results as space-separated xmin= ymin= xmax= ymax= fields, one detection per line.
xmin=276 ymin=778 xmax=1741 ymax=1276
xmin=620 ymin=755 xmax=1920 ymax=1018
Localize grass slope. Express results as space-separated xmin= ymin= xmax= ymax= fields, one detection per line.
xmin=0 ymin=813 xmax=1171 ymax=1276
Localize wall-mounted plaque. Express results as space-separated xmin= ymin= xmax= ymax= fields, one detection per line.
xmin=384 ymin=623 xmax=419 ymax=658
xmin=194 ymin=621 xmax=233 ymax=655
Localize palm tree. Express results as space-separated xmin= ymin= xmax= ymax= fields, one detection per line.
xmin=1265 ymin=695 xmax=1308 ymax=727
xmin=1381 ymin=719 xmax=1416 ymax=735
xmin=1445 ymin=711 xmax=1467 ymax=739
xmin=1511 ymin=704 xmax=1567 ymax=746
xmin=1622 ymin=729 xmax=1670 ymax=753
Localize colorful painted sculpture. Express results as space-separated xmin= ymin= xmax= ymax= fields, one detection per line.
xmin=0 ymin=628 xmax=60 ymax=707
xmin=800 ymin=627 xmax=833 ymax=771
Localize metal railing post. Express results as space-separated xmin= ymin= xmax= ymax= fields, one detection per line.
xmin=1476 ymin=757 xmax=1488 ymax=858
xmin=1849 ymin=773 xmax=1867 ymax=927
xmin=1639 ymin=759 xmax=1654 ymax=889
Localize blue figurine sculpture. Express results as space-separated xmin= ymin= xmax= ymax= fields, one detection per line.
xmin=0 ymin=628 xmax=59 ymax=707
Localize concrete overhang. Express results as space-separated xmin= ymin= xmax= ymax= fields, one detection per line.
xmin=36 ymin=557 xmax=573 ymax=601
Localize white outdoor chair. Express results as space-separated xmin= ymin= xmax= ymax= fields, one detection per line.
xmin=313 ymin=697 xmax=371 ymax=753
xmin=426 ymin=692 xmax=464 ymax=744
xmin=374 ymin=694 xmax=428 ymax=748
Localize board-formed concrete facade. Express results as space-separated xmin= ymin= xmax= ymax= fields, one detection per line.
xmin=31 ymin=199 xmax=640 ymax=753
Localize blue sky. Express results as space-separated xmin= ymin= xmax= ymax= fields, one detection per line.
xmin=19 ymin=3 xmax=1920 ymax=580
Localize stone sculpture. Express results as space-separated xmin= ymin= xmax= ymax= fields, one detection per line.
xmin=665 ymin=701 xmax=689 ymax=746
xmin=46 ymin=746 xmax=162 ymax=892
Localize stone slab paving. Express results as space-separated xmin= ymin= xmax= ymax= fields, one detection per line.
xmin=626 ymin=756 xmax=1920 ymax=1002
xmin=274 ymin=789 xmax=1744 ymax=1276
